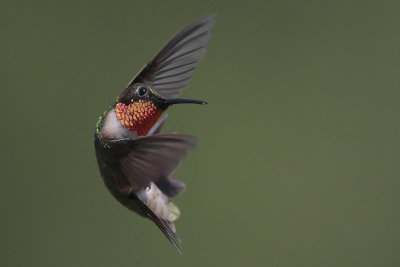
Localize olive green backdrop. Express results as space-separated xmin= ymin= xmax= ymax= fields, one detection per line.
xmin=1 ymin=1 xmax=399 ymax=266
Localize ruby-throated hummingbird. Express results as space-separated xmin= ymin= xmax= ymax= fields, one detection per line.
xmin=94 ymin=15 xmax=215 ymax=253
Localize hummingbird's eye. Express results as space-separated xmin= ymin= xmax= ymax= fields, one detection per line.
xmin=138 ymin=87 xmax=147 ymax=97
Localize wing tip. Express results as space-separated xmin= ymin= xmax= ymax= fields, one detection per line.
xmin=196 ymin=14 xmax=217 ymax=27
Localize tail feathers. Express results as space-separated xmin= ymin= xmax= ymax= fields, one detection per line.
xmin=155 ymin=176 xmax=186 ymax=199
xmin=129 ymin=191 xmax=183 ymax=254
xmin=151 ymin=215 xmax=182 ymax=254
xmin=160 ymin=218 xmax=181 ymax=250
xmin=164 ymin=219 xmax=176 ymax=233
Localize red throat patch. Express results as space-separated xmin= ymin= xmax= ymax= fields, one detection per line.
xmin=115 ymin=99 xmax=163 ymax=136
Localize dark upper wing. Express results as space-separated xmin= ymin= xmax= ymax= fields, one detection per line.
xmin=127 ymin=15 xmax=215 ymax=98
xmin=108 ymin=134 xmax=197 ymax=190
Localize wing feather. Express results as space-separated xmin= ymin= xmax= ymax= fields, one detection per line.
xmin=109 ymin=134 xmax=197 ymax=190
xmin=127 ymin=15 xmax=215 ymax=98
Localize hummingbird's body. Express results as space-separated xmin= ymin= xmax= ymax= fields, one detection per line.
xmin=94 ymin=16 xmax=215 ymax=253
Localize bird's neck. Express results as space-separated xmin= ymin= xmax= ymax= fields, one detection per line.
xmin=97 ymin=109 xmax=136 ymax=141
xmin=115 ymin=100 xmax=163 ymax=136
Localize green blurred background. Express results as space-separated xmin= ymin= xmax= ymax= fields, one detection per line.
xmin=2 ymin=0 xmax=399 ymax=266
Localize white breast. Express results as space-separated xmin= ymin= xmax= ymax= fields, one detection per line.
xmin=99 ymin=109 xmax=138 ymax=140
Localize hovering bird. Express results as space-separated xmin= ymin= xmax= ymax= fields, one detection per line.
xmin=94 ymin=15 xmax=215 ymax=253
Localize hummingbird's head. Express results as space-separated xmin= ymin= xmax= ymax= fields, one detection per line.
xmin=115 ymin=83 xmax=207 ymax=136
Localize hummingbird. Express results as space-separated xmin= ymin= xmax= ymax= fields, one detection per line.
xmin=94 ymin=15 xmax=215 ymax=253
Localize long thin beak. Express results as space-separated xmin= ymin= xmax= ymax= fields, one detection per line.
xmin=164 ymin=98 xmax=208 ymax=105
